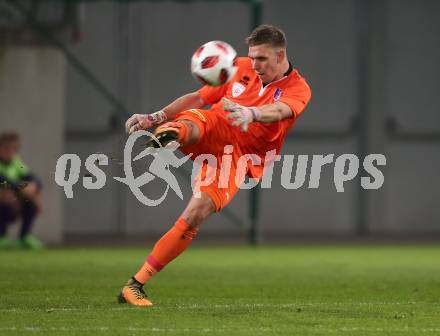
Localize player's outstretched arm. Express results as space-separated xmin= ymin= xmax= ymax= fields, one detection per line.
xmin=223 ymin=98 xmax=293 ymax=132
xmin=125 ymin=92 xmax=204 ymax=134
xmin=255 ymin=102 xmax=293 ymax=123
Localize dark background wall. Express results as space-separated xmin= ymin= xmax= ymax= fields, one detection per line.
xmin=2 ymin=0 xmax=438 ymax=242
xmin=64 ymin=0 xmax=440 ymax=240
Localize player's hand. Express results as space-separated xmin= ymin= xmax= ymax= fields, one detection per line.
xmin=125 ymin=110 xmax=167 ymax=134
xmin=125 ymin=114 xmax=153 ymax=134
xmin=20 ymin=182 xmax=42 ymax=213
xmin=222 ymin=98 xmax=261 ymax=132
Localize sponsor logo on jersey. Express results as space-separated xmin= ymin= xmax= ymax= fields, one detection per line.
xmin=239 ymin=76 xmax=250 ymax=86
xmin=274 ymin=88 xmax=283 ymax=101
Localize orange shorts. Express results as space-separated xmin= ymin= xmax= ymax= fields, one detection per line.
xmin=175 ymin=109 xmax=256 ymax=211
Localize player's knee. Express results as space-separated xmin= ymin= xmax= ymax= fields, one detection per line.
xmin=182 ymin=195 xmax=215 ymax=228
xmin=0 ymin=189 xmax=18 ymax=208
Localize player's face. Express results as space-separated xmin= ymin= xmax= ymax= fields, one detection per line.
xmin=248 ymin=44 xmax=284 ymax=83
xmin=0 ymin=143 xmax=15 ymax=163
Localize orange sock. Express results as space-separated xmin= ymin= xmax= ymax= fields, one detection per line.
xmin=134 ymin=218 xmax=198 ymax=284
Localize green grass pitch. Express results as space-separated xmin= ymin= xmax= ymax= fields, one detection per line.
xmin=0 ymin=246 xmax=439 ymax=335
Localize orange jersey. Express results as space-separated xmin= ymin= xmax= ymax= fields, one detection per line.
xmin=197 ymin=57 xmax=312 ymax=178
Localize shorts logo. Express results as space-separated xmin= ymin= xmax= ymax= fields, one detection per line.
xmin=232 ymin=82 xmax=246 ymax=98
xmin=188 ymin=109 xmax=206 ymax=122
xmin=273 ymin=88 xmax=282 ymax=101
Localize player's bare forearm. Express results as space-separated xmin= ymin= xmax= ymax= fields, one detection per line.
xmin=125 ymin=92 xmax=205 ymax=133
xmin=257 ymin=102 xmax=294 ymax=123
xmin=223 ymin=99 xmax=294 ymax=131
xmin=163 ymin=92 xmax=205 ymax=120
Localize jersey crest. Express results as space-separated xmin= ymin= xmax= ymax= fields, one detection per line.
xmin=232 ymin=82 xmax=246 ymax=98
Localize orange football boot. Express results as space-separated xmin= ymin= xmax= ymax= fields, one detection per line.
xmin=118 ymin=277 xmax=153 ymax=306
xmin=145 ymin=121 xmax=189 ymax=148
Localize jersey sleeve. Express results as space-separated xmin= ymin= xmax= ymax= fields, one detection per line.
xmin=279 ymin=78 xmax=312 ymax=118
xmin=0 ymin=158 xmax=25 ymax=191
xmin=197 ymin=83 xmax=229 ymax=105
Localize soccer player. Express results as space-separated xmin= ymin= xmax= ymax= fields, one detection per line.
xmin=0 ymin=132 xmax=44 ymax=249
xmin=120 ymin=24 xmax=311 ymax=306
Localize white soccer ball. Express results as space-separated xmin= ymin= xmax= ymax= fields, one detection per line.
xmin=191 ymin=41 xmax=237 ymax=87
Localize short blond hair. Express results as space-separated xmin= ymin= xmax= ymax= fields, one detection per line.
xmin=245 ymin=24 xmax=286 ymax=48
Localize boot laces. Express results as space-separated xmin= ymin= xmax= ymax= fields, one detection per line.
xmin=128 ymin=284 xmax=147 ymax=300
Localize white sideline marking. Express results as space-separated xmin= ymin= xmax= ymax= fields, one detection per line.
xmin=1 ymin=327 xmax=440 ymax=333
xmin=0 ymin=301 xmax=438 ymax=313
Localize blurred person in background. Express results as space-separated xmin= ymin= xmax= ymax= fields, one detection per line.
xmin=0 ymin=132 xmax=44 ymax=249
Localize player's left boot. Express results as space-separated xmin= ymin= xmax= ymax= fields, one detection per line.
xmin=145 ymin=122 xmax=188 ymax=148
xmin=118 ymin=277 xmax=153 ymax=306
xmin=18 ymin=235 xmax=45 ymax=249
